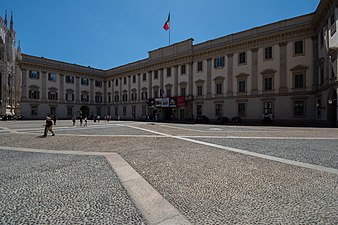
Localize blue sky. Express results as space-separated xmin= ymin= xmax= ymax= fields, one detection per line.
xmin=2 ymin=0 xmax=320 ymax=70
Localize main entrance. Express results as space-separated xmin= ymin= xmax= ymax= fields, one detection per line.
xmin=80 ymin=106 xmax=90 ymax=118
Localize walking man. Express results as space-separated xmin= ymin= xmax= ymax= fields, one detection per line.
xmin=43 ymin=117 xmax=55 ymax=137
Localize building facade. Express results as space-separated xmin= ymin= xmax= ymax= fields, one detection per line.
xmin=0 ymin=11 xmax=21 ymax=117
xmin=18 ymin=0 xmax=338 ymax=126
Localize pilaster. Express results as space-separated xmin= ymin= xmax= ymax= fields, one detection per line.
xmin=251 ymin=48 xmax=258 ymax=95
xmin=227 ymin=54 xmax=233 ymax=96
xmin=279 ymin=42 xmax=288 ymax=92
xmin=206 ymin=58 xmax=212 ymax=98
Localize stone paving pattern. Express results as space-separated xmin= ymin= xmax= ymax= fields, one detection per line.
xmin=0 ymin=120 xmax=338 ymax=224
xmin=0 ymin=150 xmax=147 ymax=224
xmin=192 ymin=138 xmax=338 ymax=169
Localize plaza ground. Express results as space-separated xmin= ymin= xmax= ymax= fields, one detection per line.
xmin=0 ymin=120 xmax=337 ymax=224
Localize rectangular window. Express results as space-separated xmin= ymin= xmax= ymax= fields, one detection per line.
xmin=81 ymin=94 xmax=89 ymax=102
xmin=115 ymin=79 xmax=118 ymax=86
xmin=133 ymin=75 xmax=136 ymax=83
xmin=181 ymin=87 xmax=186 ymax=96
xmin=29 ymin=90 xmax=40 ymax=99
xmin=215 ymin=104 xmax=222 ymax=116
xmin=29 ymin=70 xmax=40 ymax=79
xmin=264 ymin=102 xmax=273 ymax=114
xmin=48 ymin=92 xmax=58 ymax=100
xmin=143 ymin=73 xmax=147 ymax=81
xmin=67 ymin=107 xmax=73 ymax=116
xmin=216 ymin=83 xmax=222 ymax=95
xmin=95 ymin=95 xmax=102 ymax=103
xmin=181 ymin=65 xmax=186 ymax=74
xmin=294 ymin=74 xmax=304 ymax=89
xmin=123 ymin=107 xmax=127 ymax=116
xmin=31 ymin=106 xmax=38 ymax=115
xmin=264 ymin=77 xmax=273 ymax=91
xmin=238 ymin=103 xmax=246 ymax=117
xmin=167 ymin=90 xmax=171 ymax=97
xmin=294 ymin=101 xmax=305 ymax=116
xmin=66 ymin=93 xmax=74 ymax=101
xmin=65 ymin=75 xmax=74 ymax=84
xmin=196 ymin=105 xmax=202 ymax=116
xmin=124 ymin=77 xmax=127 ymax=85
xmin=95 ymin=80 xmax=102 ymax=87
xmin=115 ymin=107 xmax=118 ymax=116
xmin=154 ymin=90 xmax=158 ymax=98
xmin=167 ymin=68 xmax=171 ymax=77
xmin=264 ymin=47 xmax=273 ymax=60
xmin=238 ymin=80 xmax=246 ymax=93
xmin=294 ymin=40 xmax=304 ymax=55
xmin=48 ymin=73 xmax=57 ymax=81
xmin=197 ymin=61 xmax=203 ymax=71
xmin=50 ymin=106 xmax=56 ymax=116
xmin=214 ymin=57 xmax=225 ymax=68
xmin=154 ymin=71 xmax=158 ymax=79
xmin=142 ymin=106 xmax=146 ymax=115
xmin=81 ymin=78 xmax=89 ymax=86
xmin=108 ymin=80 xmax=111 ymax=88
xmin=197 ymin=85 xmax=203 ymax=96
xmin=239 ymin=52 xmax=246 ymax=64
xmin=96 ymin=107 xmax=101 ymax=117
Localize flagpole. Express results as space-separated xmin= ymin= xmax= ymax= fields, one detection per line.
xmin=169 ymin=12 xmax=171 ymax=45
xmin=169 ymin=26 xmax=171 ymax=45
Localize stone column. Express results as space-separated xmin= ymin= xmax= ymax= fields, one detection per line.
xmin=251 ymin=48 xmax=258 ymax=94
xmin=41 ymin=71 xmax=47 ymax=101
xmin=174 ymin=66 xmax=178 ymax=96
xmin=21 ymin=69 xmax=27 ymax=100
xmin=227 ymin=54 xmax=233 ymax=96
xmin=279 ymin=42 xmax=288 ymax=92
xmin=119 ymin=78 xmax=122 ymax=103
xmin=206 ymin=58 xmax=212 ymax=98
xmin=148 ymin=71 xmax=153 ymax=99
xmin=312 ymin=36 xmax=319 ymax=90
xmin=90 ymin=78 xmax=94 ymax=104
xmin=188 ymin=62 xmax=193 ymax=96
xmin=137 ymin=74 xmax=141 ymax=103
xmin=128 ymin=76 xmax=131 ymax=103
xmin=160 ymin=69 xmax=164 ymax=91
xmin=59 ymin=74 xmax=64 ymax=101
xmin=103 ymin=80 xmax=107 ymax=103
xmin=75 ymin=76 xmax=80 ymax=103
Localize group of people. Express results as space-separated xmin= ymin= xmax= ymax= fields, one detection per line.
xmin=72 ymin=115 xmax=87 ymax=127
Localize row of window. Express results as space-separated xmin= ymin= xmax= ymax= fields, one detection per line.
xmin=196 ymin=100 xmax=306 ymax=118
xmin=30 ymin=99 xmax=306 ymax=118
xmin=27 ymin=72 xmax=306 ymax=102
xmin=27 ymin=40 xmax=306 ymax=88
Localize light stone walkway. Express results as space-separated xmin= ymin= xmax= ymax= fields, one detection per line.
xmin=0 ymin=120 xmax=337 ymax=224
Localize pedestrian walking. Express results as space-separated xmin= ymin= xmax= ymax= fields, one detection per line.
xmin=79 ymin=115 xmax=83 ymax=126
xmin=84 ymin=116 xmax=88 ymax=127
xmin=43 ymin=117 xmax=55 ymax=137
xmin=72 ymin=115 xmax=76 ymax=126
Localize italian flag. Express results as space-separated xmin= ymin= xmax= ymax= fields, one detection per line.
xmin=163 ymin=13 xmax=170 ymax=31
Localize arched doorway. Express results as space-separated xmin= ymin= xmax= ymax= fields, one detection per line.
xmin=80 ymin=106 xmax=90 ymax=118
xmin=327 ymin=88 xmax=337 ymax=127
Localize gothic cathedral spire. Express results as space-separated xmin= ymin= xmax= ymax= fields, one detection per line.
xmin=4 ymin=10 xmax=7 ymax=27
xmin=10 ymin=11 xmax=13 ymax=31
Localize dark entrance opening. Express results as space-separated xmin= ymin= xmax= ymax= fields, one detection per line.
xmin=327 ymin=89 xmax=337 ymax=127
xmin=80 ymin=106 xmax=90 ymax=118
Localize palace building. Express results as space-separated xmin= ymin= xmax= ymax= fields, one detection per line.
xmin=7 ymin=0 xmax=338 ymax=126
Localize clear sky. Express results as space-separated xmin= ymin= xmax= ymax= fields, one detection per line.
xmin=2 ymin=0 xmax=320 ymax=70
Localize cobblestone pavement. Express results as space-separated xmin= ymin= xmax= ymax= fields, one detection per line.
xmin=0 ymin=120 xmax=338 ymax=224
xmin=0 ymin=150 xmax=147 ymax=224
